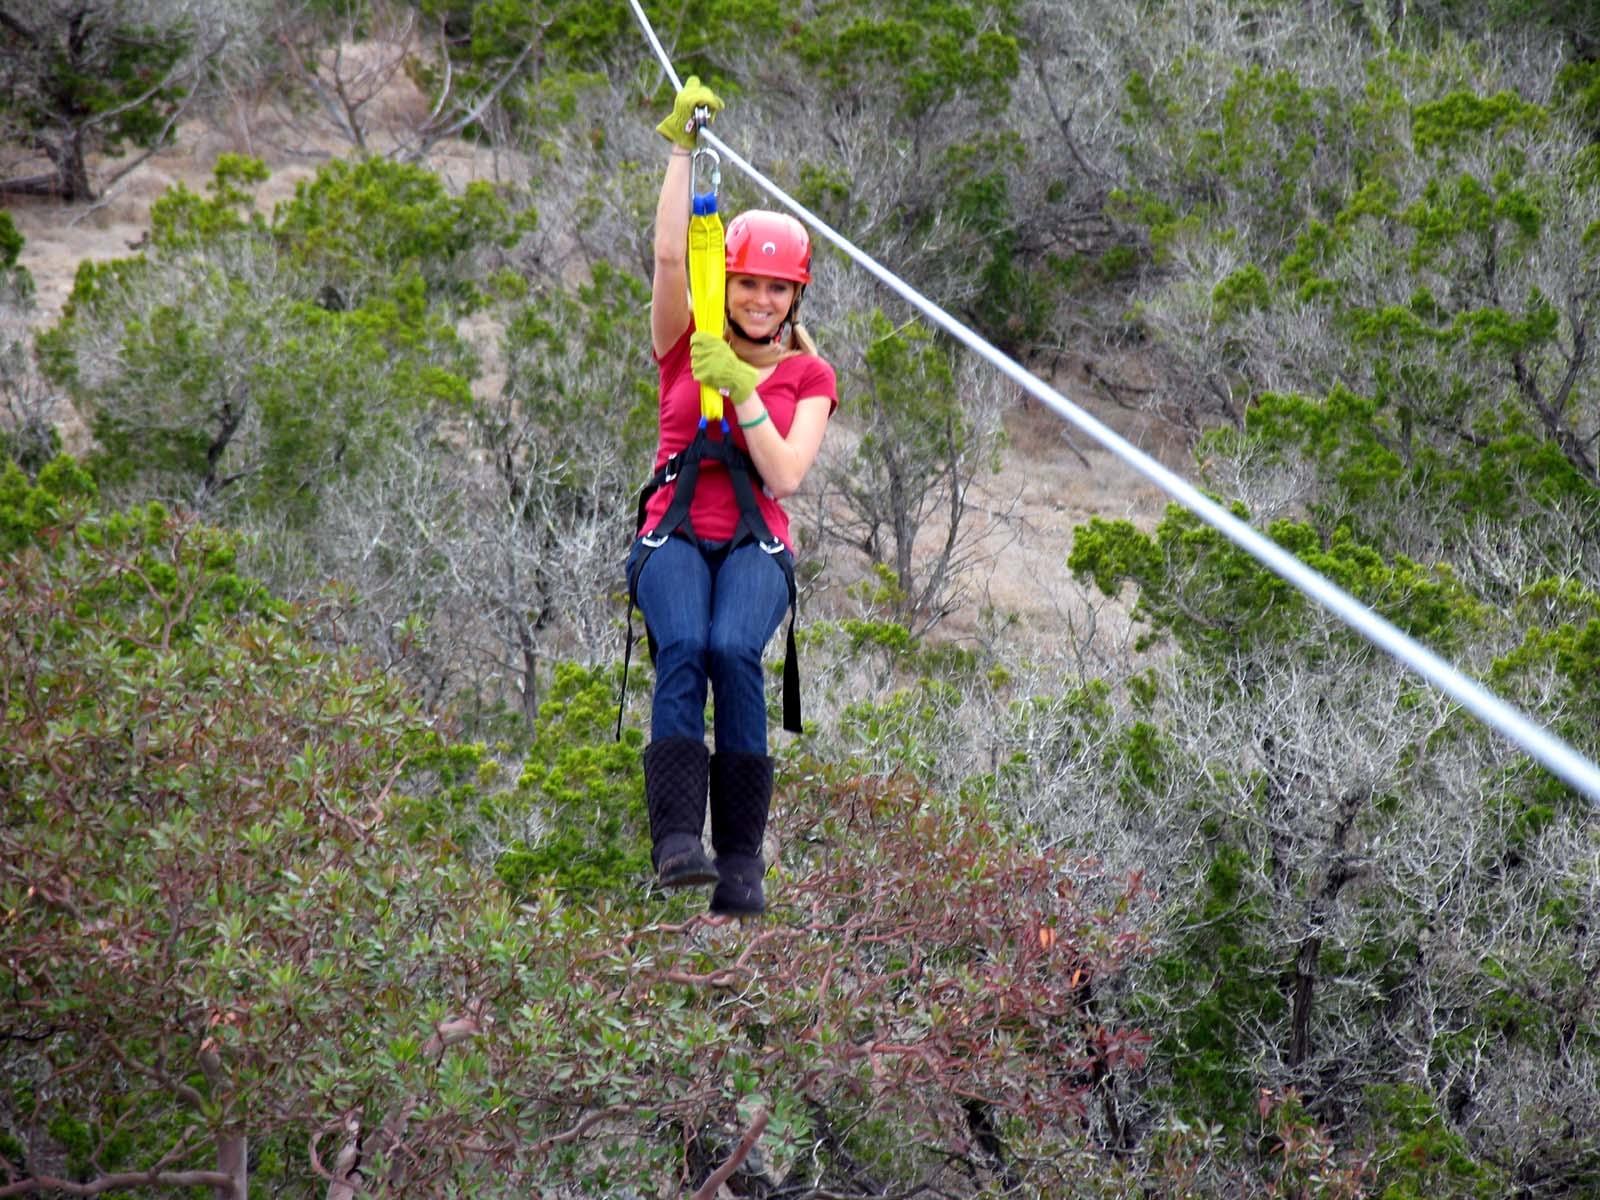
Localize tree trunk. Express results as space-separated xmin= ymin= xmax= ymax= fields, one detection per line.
xmin=42 ymin=129 xmax=95 ymax=203
xmin=1288 ymin=934 xmax=1319 ymax=1069
xmin=0 ymin=173 xmax=69 ymax=198
xmin=200 ymin=1045 xmax=248 ymax=1200
xmin=1287 ymin=787 xmax=1367 ymax=1071
xmin=214 ymin=1133 xmax=248 ymax=1200
xmin=516 ymin=619 xmax=538 ymax=729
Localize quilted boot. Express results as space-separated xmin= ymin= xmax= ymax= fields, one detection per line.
xmin=642 ymin=737 xmax=718 ymax=889
xmin=709 ymin=750 xmax=773 ymax=916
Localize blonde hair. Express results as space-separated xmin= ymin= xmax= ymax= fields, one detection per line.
xmin=789 ymin=320 xmax=817 ymax=355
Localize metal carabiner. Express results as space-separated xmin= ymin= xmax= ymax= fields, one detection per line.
xmin=691 ymin=145 xmax=720 ymax=203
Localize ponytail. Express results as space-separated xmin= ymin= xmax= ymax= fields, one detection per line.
xmin=789 ymin=322 xmax=817 ymax=355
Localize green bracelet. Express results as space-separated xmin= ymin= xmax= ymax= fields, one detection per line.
xmin=738 ymin=409 xmax=770 ymax=430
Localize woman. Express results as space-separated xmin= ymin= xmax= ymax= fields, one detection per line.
xmin=626 ymin=77 xmax=837 ymax=916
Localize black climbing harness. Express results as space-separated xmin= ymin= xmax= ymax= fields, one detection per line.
xmin=617 ymin=423 xmax=802 ymax=739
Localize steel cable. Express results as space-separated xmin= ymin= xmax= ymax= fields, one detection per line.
xmin=625 ymin=0 xmax=1600 ymax=802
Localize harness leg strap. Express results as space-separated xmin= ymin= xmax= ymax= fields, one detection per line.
xmin=617 ymin=425 xmax=805 ymax=739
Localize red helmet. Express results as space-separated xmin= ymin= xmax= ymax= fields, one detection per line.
xmin=725 ymin=210 xmax=812 ymax=285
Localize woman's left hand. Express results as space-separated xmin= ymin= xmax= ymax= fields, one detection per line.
xmin=690 ymin=332 xmax=759 ymax=404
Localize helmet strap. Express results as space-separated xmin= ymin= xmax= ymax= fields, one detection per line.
xmin=728 ymin=287 xmax=804 ymax=348
xmin=729 ymin=317 xmax=782 ymax=346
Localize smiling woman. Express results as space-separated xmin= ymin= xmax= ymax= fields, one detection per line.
xmin=727 ymin=274 xmax=796 ymax=349
xmin=623 ymin=76 xmax=838 ymax=917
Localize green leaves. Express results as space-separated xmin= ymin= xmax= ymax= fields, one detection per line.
xmin=1494 ymin=580 xmax=1600 ymax=741
xmin=1211 ymin=264 xmax=1272 ymax=323
xmin=0 ymin=210 xmax=23 ymax=270
xmin=0 ymin=455 xmax=96 ymax=554
xmin=1411 ymin=89 xmax=1547 ymax=155
xmin=274 ymin=157 xmax=516 ymax=309
xmin=42 ymin=156 xmax=483 ymax=528
xmin=2 ymin=489 xmax=451 ymax=1180
xmin=1152 ymin=50 xmax=1600 ymax=558
xmin=1067 ymin=39 xmax=1600 ymax=1176
xmin=789 ymin=0 xmax=1021 ymax=122
xmin=1070 ymin=502 xmax=1483 ymax=659
xmin=405 ymin=0 xmax=623 ymax=144
xmin=496 ymin=664 xmax=650 ymax=897
xmin=1119 ymin=60 xmax=1354 ymax=260
xmin=149 ymin=153 xmax=270 ymax=249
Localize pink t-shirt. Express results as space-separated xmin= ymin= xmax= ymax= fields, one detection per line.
xmin=641 ymin=327 xmax=838 ymax=551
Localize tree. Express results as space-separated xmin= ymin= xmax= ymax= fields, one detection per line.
xmin=1015 ymin=9 xmax=1600 ymax=1188
xmin=1434 ymin=0 xmax=1600 ymax=58
xmin=304 ymin=258 xmax=656 ymax=730
xmin=456 ymin=261 xmax=657 ymax=722
xmin=393 ymin=0 xmax=623 ymax=162
xmin=0 ymin=0 xmax=239 ymax=201
xmin=28 ymin=154 xmax=550 ymax=725
xmin=41 ymin=156 xmax=489 ymax=519
xmin=1064 ymin=503 xmax=1600 ymax=1191
xmin=0 ymin=213 xmax=55 ymax=475
xmin=624 ymin=0 xmax=1054 ymax=350
xmin=264 ymin=0 xmax=425 ymax=157
xmin=0 ymin=212 xmax=28 ymax=297
xmin=0 ymin=463 xmax=496 ymax=1193
xmin=804 ymin=311 xmax=1009 ymax=633
xmin=0 ymin=465 xmax=1153 ymax=1195
xmin=36 ymin=155 xmax=493 ymax=525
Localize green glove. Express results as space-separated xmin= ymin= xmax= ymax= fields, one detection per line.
xmin=691 ymin=331 xmax=758 ymax=404
xmin=655 ymin=75 xmax=724 ymax=149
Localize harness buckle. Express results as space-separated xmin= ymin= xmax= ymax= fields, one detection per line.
xmin=759 ymin=537 xmax=786 ymax=555
xmin=641 ymin=530 xmax=670 ymax=548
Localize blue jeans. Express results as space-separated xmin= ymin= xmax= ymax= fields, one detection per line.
xmin=628 ymin=535 xmax=792 ymax=754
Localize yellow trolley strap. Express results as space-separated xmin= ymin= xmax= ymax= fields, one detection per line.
xmin=687 ymin=147 xmax=725 ymax=425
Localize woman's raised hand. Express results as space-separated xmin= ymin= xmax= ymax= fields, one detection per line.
xmin=655 ymin=75 xmax=724 ymax=150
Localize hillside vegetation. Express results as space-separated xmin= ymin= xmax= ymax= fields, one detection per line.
xmin=3 ymin=1 xmax=1600 ymax=1196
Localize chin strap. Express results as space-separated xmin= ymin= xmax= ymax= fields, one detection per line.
xmin=728 ymin=317 xmax=783 ymax=345
xmin=728 ymin=286 xmax=804 ymax=348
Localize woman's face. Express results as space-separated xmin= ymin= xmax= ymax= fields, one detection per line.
xmin=726 ymin=274 xmax=797 ymax=340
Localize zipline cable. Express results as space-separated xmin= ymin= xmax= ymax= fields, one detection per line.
xmin=624 ymin=1 xmax=1600 ymax=804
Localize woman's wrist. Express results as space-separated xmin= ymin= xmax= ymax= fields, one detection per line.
xmin=735 ymin=394 xmax=768 ymax=428
xmin=669 ymin=147 xmax=692 ymax=157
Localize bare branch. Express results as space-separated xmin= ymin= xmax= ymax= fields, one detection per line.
xmin=690 ymin=1108 xmax=769 ymax=1200
xmin=0 ymin=1170 xmax=236 ymax=1197
xmin=397 ymin=37 xmax=536 ymax=163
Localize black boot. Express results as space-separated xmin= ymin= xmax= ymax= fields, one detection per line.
xmin=643 ymin=737 xmax=718 ymax=889
xmin=709 ymin=750 xmax=773 ymax=916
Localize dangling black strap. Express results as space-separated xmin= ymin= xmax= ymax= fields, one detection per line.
xmin=616 ymin=607 xmax=640 ymax=742
xmin=617 ymin=424 xmax=803 ymax=737
xmin=780 ymin=606 xmax=800 ymax=733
